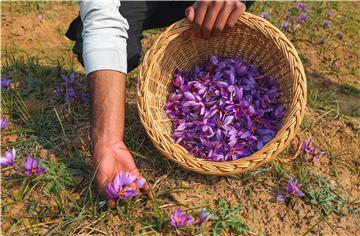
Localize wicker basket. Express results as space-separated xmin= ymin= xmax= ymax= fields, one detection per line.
xmin=137 ymin=13 xmax=307 ymax=176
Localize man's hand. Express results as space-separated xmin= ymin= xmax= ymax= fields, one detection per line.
xmin=185 ymin=0 xmax=246 ymax=39
xmin=89 ymin=70 xmax=151 ymax=207
xmin=93 ymin=141 xmax=151 ymax=207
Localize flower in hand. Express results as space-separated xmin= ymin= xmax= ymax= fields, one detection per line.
xmin=106 ymin=171 xmax=146 ymax=200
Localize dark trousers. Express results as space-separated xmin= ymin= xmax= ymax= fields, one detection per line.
xmin=66 ymin=1 xmax=193 ymax=72
xmin=66 ymin=1 xmax=254 ymax=73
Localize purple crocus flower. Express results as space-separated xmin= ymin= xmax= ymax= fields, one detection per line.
xmin=173 ymin=74 xmax=184 ymax=88
xmin=170 ymin=208 xmax=194 ymax=228
xmin=1 ymin=78 xmax=11 ymax=89
xmin=336 ymin=32 xmax=344 ymax=39
xmin=77 ymin=92 xmax=89 ymax=102
xmin=1 ymin=118 xmax=8 ymax=130
xmin=0 ymin=148 xmax=16 ymax=167
xmin=280 ymin=21 xmax=289 ymax=31
xmin=55 ymin=88 xmax=62 ymax=97
xmin=56 ymin=72 xmax=88 ymax=103
xmin=287 ymin=176 xmax=305 ymax=197
xmin=298 ymin=13 xmax=308 ymax=22
xmin=260 ymin=11 xmax=270 ymax=20
xmin=276 ymin=193 xmax=286 ymax=202
xmin=135 ymin=177 xmax=146 ymax=188
xmin=319 ymin=36 xmax=326 ymax=44
xmin=302 ymin=138 xmax=325 ymax=163
xmin=194 ymin=208 xmax=211 ymax=226
xmin=65 ymin=87 xmax=76 ymax=102
xmin=326 ymin=10 xmax=333 ymax=19
xmin=323 ymin=20 xmax=331 ymax=28
xmin=62 ymin=72 xmax=80 ymax=87
xmin=296 ymin=2 xmax=306 ymax=10
xmin=106 ymin=172 xmax=143 ymax=200
xmin=24 ymin=156 xmax=45 ymax=176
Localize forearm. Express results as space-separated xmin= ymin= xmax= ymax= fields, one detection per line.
xmin=89 ymin=70 xmax=127 ymax=146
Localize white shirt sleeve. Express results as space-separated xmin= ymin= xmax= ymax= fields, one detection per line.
xmin=80 ymin=0 xmax=129 ymax=75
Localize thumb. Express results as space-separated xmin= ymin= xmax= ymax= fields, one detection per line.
xmin=185 ymin=6 xmax=195 ymax=23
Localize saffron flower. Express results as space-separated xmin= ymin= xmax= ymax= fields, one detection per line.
xmin=287 ymin=176 xmax=305 ymax=197
xmin=298 ymin=13 xmax=308 ymax=22
xmin=276 ymin=193 xmax=286 ymax=202
xmin=336 ymin=32 xmax=344 ymax=39
xmin=260 ymin=11 xmax=269 ymax=20
xmin=1 ymin=77 xmax=11 ymax=89
xmin=280 ymin=21 xmax=289 ymax=31
xmin=106 ymin=172 xmax=145 ymax=200
xmin=24 ymin=156 xmax=45 ymax=176
xmin=319 ymin=36 xmax=327 ymax=45
xmin=296 ymin=2 xmax=306 ymax=10
xmin=170 ymin=208 xmax=194 ymax=228
xmin=326 ymin=10 xmax=333 ymax=19
xmin=0 ymin=148 xmax=16 ymax=167
xmin=165 ymin=56 xmax=285 ymax=161
xmin=302 ymin=138 xmax=324 ymax=163
xmin=1 ymin=118 xmax=8 ymax=130
xmin=194 ymin=208 xmax=211 ymax=226
xmin=323 ymin=20 xmax=331 ymax=28
xmin=55 ymin=72 xmax=88 ymax=103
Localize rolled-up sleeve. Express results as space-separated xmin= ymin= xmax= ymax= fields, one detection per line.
xmin=80 ymin=0 xmax=129 ymax=75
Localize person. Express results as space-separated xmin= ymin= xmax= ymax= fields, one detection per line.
xmin=66 ymin=0 xmax=254 ymax=206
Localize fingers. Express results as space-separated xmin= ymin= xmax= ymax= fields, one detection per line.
xmin=192 ymin=1 xmax=208 ymax=38
xmin=185 ymin=6 xmax=195 ymax=23
xmin=224 ymin=3 xmax=245 ymax=33
xmin=142 ymin=180 xmax=153 ymax=200
xmin=212 ymin=2 xmax=233 ymax=37
xmin=202 ymin=1 xmax=224 ymax=39
xmin=190 ymin=0 xmax=246 ymax=38
xmin=107 ymin=199 xmax=117 ymax=209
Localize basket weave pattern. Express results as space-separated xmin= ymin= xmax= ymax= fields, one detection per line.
xmin=137 ymin=13 xmax=307 ymax=176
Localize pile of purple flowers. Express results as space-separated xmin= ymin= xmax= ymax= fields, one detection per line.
xmin=55 ymin=72 xmax=88 ymax=103
xmin=106 ymin=172 xmax=146 ymax=200
xmin=276 ymin=176 xmax=305 ymax=202
xmin=170 ymin=208 xmax=211 ymax=228
xmin=165 ymin=55 xmax=285 ymax=161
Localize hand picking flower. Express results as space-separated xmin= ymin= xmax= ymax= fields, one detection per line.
xmin=106 ymin=171 xmax=146 ymax=200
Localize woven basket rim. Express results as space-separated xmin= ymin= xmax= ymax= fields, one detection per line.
xmin=137 ymin=12 xmax=307 ymax=175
